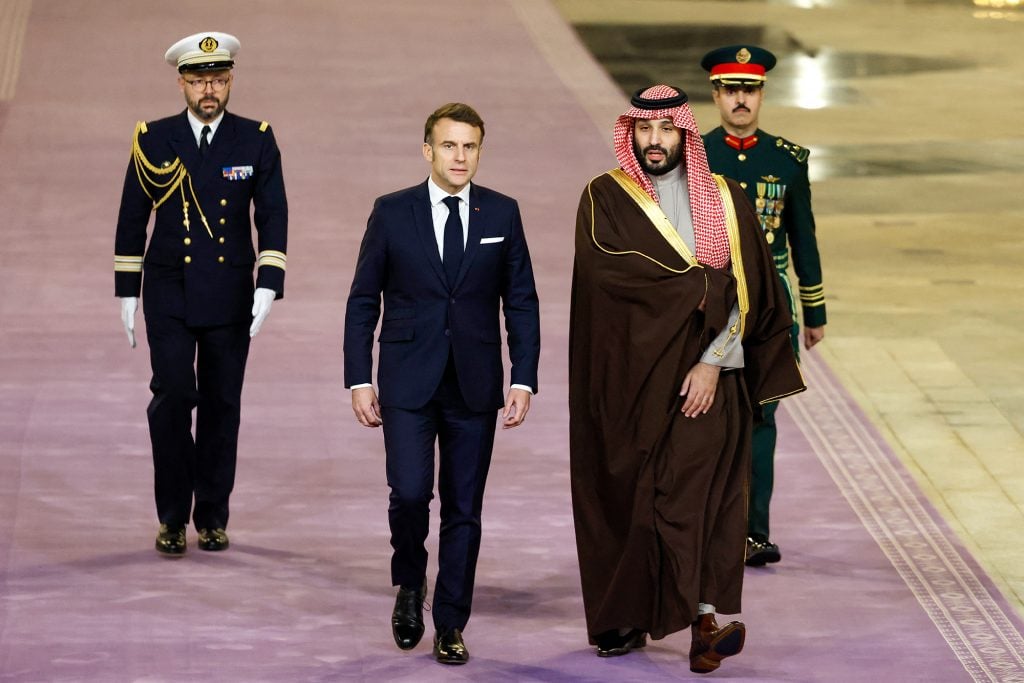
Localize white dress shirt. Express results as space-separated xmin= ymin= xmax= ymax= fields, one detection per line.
xmin=186 ymin=110 xmax=224 ymax=148
xmin=427 ymin=177 xmax=470 ymax=259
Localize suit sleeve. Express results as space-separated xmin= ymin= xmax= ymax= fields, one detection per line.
xmin=784 ymin=160 xmax=826 ymax=327
xmin=343 ymin=199 xmax=387 ymax=388
xmin=113 ymin=128 xmax=154 ymax=298
xmin=500 ymin=201 xmax=541 ymax=394
xmin=253 ymin=124 xmax=288 ymax=298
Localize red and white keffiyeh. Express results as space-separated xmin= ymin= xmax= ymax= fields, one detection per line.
xmin=613 ymin=85 xmax=730 ymax=268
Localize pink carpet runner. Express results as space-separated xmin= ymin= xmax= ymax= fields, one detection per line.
xmin=0 ymin=1 xmax=1021 ymax=680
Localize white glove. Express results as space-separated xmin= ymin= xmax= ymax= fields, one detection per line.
xmin=120 ymin=297 xmax=138 ymax=348
xmin=250 ymin=287 xmax=276 ymax=338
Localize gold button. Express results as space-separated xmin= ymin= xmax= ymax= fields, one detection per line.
xmin=184 ymin=255 xmax=192 ymax=264
xmin=219 ymin=199 xmax=227 ymax=206
xmin=218 ymin=256 xmax=225 ymax=263
xmin=738 ymin=153 xmax=747 ymax=161
xmin=219 ymin=218 xmax=226 ymax=225
xmin=218 ymin=236 xmax=225 ymax=244
xmin=183 ymin=237 xmax=191 ymax=245
xmin=740 ymin=182 xmax=748 ymax=189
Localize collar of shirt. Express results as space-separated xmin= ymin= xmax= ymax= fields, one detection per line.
xmin=186 ymin=110 xmax=225 ymax=147
xmin=427 ymin=176 xmax=471 ymax=208
xmin=427 ymin=177 xmax=471 ymax=254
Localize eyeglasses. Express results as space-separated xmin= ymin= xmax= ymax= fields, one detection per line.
xmin=183 ymin=77 xmax=230 ymax=93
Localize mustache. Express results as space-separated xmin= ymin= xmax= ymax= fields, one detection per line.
xmin=732 ymin=105 xmax=751 ymax=113
xmin=642 ymin=145 xmax=668 ymax=155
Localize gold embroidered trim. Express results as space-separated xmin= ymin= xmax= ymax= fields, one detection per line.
xmin=114 ymin=255 xmax=143 ymax=273
xmin=607 ymin=169 xmax=698 ymax=267
xmin=714 ymin=174 xmax=749 ymax=347
xmin=585 ymin=172 xmax=701 ymax=275
xmin=257 ymin=250 xmax=287 ymax=270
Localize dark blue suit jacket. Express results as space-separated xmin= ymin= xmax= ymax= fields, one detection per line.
xmin=114 ymin=110 xmax=288 ymax=326
xmin=344 ymin=181 xmax=540 ymax=412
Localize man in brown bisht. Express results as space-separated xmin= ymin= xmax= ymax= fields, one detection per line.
xmin=569 ymin=85 xmax=804 ymax=674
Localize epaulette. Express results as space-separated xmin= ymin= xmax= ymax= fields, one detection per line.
xmin=138 ymin=121 xmax=148 ymax=134
xmin=775 ymin=136 xmax=809 ymax=164
xmin=259 ymin=121 xmax=269 ymax=132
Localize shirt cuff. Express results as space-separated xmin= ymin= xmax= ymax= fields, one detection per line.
xmin=510 ymin=384 xmax=534 ymax=395
xmin=350 ymin=383 xmax=372 ymax=390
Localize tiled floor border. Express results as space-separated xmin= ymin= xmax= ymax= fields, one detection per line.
xmin=790 ymin=353 xmax=1024 ymax=682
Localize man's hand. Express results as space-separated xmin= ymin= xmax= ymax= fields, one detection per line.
xmin=501 ymin=388 xmax=532 ymax=429
xmin=120 ymin=297 xmax=138 ymax=348
xmin=679 ymin=362 xmax=722 ymax=418
xmin=352 ymin=386 xmax=382 ymax=427
xmin=250 ymin=287 xmax=276 ymax=338
xmin=804 ymin=325 xmax=825 ymax=350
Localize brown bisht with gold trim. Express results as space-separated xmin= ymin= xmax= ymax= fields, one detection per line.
xmin=569 ymin=170 xmax=804 ymax=641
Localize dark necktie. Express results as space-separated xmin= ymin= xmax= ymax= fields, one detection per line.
xmin=199 ymin=125 xmax=211 ymax=157
xmin=442 ymin=196 xmax=463 ymax=287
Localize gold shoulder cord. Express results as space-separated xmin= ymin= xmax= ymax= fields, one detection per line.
xmin=130 ymin=122 xmax=212 ymax=237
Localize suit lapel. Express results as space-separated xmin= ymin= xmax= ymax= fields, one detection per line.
xmin=194 ymin=111 xmax=236 ymax=191
xmin=168 ymin=111 xmax=201 ymax=180
xmin=453 ymin=184 xmax=483 ymax=290
xmin=411 ymin=181 xmax=447 ymax=287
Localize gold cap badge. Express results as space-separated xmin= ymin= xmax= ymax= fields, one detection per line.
xmin=199 ymin=36 xmax=219 ymax=53
xmin=736 ymin=48 xmax=751 ymax=64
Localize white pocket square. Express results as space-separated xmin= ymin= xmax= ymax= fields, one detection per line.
xmin=480 ymin=236 xmax=504 ymax=244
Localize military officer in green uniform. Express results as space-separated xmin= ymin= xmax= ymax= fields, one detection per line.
xmin=700 ymin=45 xmax=827 ymax=567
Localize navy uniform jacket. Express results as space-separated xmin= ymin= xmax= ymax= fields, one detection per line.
xmin=703 ymin=126 xmax=826 ymax=328
xmin=114 ymin=110 xmax=288 ymax=326
xmin=343 ymin=181 xmax=540 ymax=413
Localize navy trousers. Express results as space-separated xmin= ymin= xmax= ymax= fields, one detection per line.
xmin=144 ymin=314 xmax=251 ymax=530
xmin=381 ymin=356 xmax=497 ymax=632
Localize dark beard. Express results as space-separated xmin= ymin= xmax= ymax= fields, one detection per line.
xmin=188 ymin=93 xmax=229 ymax=122
xmin=633 ymin=139 xmax=683 ymax=176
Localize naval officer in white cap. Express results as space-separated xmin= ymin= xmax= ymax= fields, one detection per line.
xmin=114 ymin=32 xmax=289 ymax=556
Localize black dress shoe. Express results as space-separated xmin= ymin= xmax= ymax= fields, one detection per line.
xmin=745 ymin=536 xmax=781 ymax=567
xmin=197 ymin=528 xmax=229 ymax=551
xmin=155 ymin=524 xmax=186 ymax=556
xmin=595 ymin=628 xmax=647 ymax=657
xmin=391 ymin=580 xmax=426 ymax=650
xmin=433 ymin=627 xmax=469 ymax=664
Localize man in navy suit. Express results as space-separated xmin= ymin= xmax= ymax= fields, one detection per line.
xmin=344 ymin=102 xmax=540 ymax=665
xmin=114 ymin=32 xmax=287 ymax=556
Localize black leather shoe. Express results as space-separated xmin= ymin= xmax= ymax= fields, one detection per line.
xmin=155 ymin=524 xmax=186 ymax=556
xmin=745 ymin=536 xmax=781 ymax=566
xmin=391 ymin=581 xmax=426 ymax=650
xmin=197 ymin=528 xmax=229 ymax=551
xmin=433 ymin=627 xmax=469 ymax=664
xmin=595 ymin=628 xmax=647 ymax=657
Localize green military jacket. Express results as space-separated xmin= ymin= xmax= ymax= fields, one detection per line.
xmin=702 ymin=126 xmax=826 ymax=329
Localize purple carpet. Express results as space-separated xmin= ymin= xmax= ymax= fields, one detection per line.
xmin=1 ymin=1 xmax=1022 ymax=681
